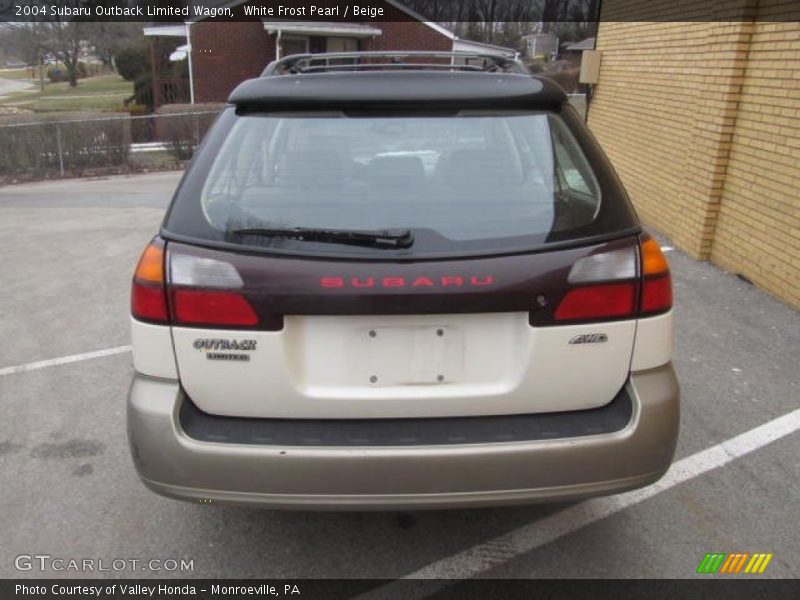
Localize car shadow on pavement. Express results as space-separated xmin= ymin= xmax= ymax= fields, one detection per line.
xmin=172 ymin=501 xmax=576 ymax=578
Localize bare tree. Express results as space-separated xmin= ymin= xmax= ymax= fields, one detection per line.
xmin=401 ymin=0 xmax=595 ymax=45
xmin=39 ymin=20 xmax=84 ymax=87
xmin=11 ymin=1 xmax=110 ymax=87
xmin=0 ymin=23 xmax=44 ymax=68
xmin=85 ymin=22 xmax=144 ymax=68
xmin=0 ymin=16 xmax=84 ymax=87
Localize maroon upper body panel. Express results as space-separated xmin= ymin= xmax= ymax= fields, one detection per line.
xmin=166 ymin=236 xmax=640 ymax=329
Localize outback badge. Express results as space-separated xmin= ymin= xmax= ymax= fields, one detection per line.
xmin=193 ymin=338 xmax=257 ymax=361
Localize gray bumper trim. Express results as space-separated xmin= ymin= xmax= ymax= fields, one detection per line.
xmin=127 ymin=364 xmax=679 ymax=509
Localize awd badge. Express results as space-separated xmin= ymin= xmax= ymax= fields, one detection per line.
xmin=569 ymin=333 xmax=608 ymax=345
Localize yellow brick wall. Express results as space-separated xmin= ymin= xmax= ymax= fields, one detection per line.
xmin=710 ymin=14 xmax=800 ymax=308
xmin=589 ymin=0 xmax=800 ymax=309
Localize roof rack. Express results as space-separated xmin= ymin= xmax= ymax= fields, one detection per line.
xmin=261 ymin=51 xmax=529 ymax=77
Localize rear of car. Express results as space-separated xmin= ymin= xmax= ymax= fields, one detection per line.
xmin=127 ymin=53 xmax=678 ymax=509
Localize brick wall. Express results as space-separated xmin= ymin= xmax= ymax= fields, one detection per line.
xmin=710 ymin=13 xmax=800 ymax=308
xmin=191 ymin=21 xmax=273 ymax=104
xmin=588 ymin=0 xmax=800 ymax=308
xmin=366 ymin=21 xmax=453 ymax=52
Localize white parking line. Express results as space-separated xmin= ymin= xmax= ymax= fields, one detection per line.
xmin=358 ymin=407 xmax=800 ymax=594
xmin=0 ymin=345 xmax=131 ymax=377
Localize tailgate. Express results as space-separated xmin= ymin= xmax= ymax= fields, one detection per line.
xmin=167 ymin=239 xmax=638 ymax=419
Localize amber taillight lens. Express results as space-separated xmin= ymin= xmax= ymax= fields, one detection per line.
xmin=639 ymin=237 xmax=673 ymax=316
xmin=131 ymin=241 xmax=169 ymax=323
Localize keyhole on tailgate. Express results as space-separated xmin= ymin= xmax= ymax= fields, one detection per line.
xmin=436 ymin=329 xmax=444 ymax=336
xmin=370 ymin=375 xmax=378 ymax=383
xmin=437 ymin=375 xmax=444 ymax=382
xmin=369 ymin=330 xmax=377 ymax=338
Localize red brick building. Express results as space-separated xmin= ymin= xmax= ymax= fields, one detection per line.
xmin=143 ymin=0 xmax=485 ymax=106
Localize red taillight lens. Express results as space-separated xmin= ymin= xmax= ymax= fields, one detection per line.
xmin=132 ymin=282 xmax=168 ymax=322
xmin=555 ymin=282 xmax=636 ymax=321
xmin=131 ymin=242 xmax=168 ymax=323
xmin=639 ymin=238 xmax=673 ymax=315
xmin=641 ymin=274 xmax=672 ymax=314
xmin=172 ymin=289 xmax=258 ymax=326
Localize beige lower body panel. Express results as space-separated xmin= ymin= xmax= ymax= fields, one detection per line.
xmin=141 ymin=472 xmax=663 ymax=511
xmin=127 ymin=364 xmax=679 ymax=510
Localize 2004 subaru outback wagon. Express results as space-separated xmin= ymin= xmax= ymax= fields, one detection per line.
xmin=128 ymin=52 xmax=679 ymax=509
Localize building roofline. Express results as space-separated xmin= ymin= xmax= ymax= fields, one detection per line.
xmin=143 ymin=25 xmax=187 ymax=38
xmin=563 ymin=37 xmax=597 ymax=51
xmin=453 ymin=38 xmax=517 ymax=58
xmin=262 ymin=21 xmax=382 ymax=37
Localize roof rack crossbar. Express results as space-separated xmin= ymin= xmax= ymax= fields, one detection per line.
xmin=261 ymin=51 xmax=528 ymax=77
xmin=295 ymin=62 xmax=489 ymax=74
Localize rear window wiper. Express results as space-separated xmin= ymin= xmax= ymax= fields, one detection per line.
xmin=229 ymin=227 xmax=414 ymax=249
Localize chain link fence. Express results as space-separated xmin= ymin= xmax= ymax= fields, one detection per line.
xmin=0 ymin=108 xmax=221 ymax=180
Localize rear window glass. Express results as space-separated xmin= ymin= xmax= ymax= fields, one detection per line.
xmin=166 ymin=110 xmax=615 ymax=257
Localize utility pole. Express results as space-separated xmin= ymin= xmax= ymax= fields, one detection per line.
xmin=186 ymin=22 xmax=195 ymax=104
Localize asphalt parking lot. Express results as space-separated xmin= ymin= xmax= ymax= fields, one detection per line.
xmin=0 ymin=172 xmax=798 ymax=581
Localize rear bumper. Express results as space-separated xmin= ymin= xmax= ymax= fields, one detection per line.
xmin=127 ymin=364 xmax=679 ymax=510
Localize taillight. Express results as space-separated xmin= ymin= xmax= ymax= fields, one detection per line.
xmin=132 ymin=242 xmax=260 ymax=328
xmin=131 ymin=241 xmax=168 ymax=323
xmin=639 ymin=237 xmax=672 ymax=315
xmin=168 ymin=252 xmax=259 ymax=328
xmin=555 ymin=245 xmax=638 ymax=322
xmin=552 ymin=236 xmax=672 ymax=323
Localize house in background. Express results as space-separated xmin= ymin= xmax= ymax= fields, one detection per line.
xmin=521 ymin=32 xmax=559 ymax=60
xmin=560 ymin=37 xmax=595 ymax=66
xmin=143 ymin=0 xmax=514 ymax=106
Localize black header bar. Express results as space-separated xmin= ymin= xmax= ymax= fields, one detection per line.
xmin=2 ymin=0 xmax=798 ymax=23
